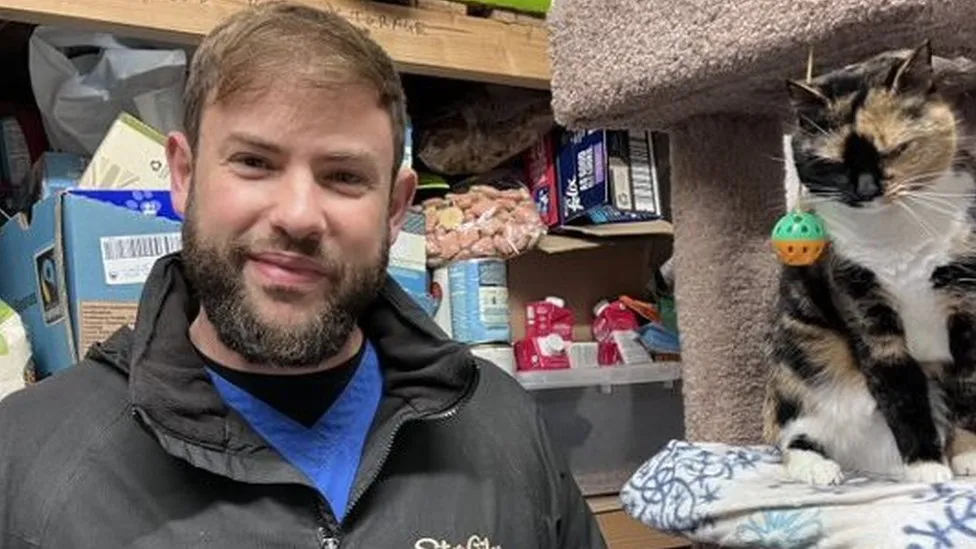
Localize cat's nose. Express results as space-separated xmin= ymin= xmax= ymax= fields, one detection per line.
xmin=855 ymin=172 xmax=882 ymax=200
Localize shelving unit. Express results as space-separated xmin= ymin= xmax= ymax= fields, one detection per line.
xmin=0 ymin=0 xmax=550 ymax=89
xmin=0 ymin=2 xmax=681 ymax=546
xmin=516 ymin=362 xmax=681 ymax=390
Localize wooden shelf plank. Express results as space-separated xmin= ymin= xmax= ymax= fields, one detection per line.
xmin=592 ymin=507 xmax=690 ymax=549
xmin=0 ymin=0 xmax=551 ymax=89
xmin=587 ymin=493 xmax=691 ymax=548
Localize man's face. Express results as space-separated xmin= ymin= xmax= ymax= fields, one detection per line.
xmin=168 ymin=82 xmax=415 ymax=368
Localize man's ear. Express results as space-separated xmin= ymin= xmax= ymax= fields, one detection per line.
xmin=166 ymin=131 xmax=193 ymax=218
xmin=786 ymin=80 xmax=831 ymax=110
xmin=886 ymin=40 xmax=934 ymax=94
xmin=388 ymin=167 xmax=419 ymax=243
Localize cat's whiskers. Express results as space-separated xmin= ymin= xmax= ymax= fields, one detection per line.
xmin=894 ymin=172 xmax=949 ymax=187
xmin=909 ymin=190 xmax=976 ymax=211
xmin=895 ymin=200 xmax=939 ymax=240
xmin=797 ymin=115 xmax=829 ymax=136
xmin=902 ymin=195 xmax=962 ymax=220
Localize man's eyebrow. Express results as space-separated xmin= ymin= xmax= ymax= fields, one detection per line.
xmin=222 ymin=133 xmax=381 ymax=169
xmin=224 ymin=132 xmax=284 ymax=155
xmin=317 ymin=149 xmax=377 ymax=164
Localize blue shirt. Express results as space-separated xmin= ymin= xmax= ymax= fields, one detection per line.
xmin=207 ymin=340 xmax=383 ymax=522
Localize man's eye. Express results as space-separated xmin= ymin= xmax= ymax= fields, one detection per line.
xmin=330 ymin=171 xmax=365 ymax=185
xmin=232 ymin=155 xmax=271 ymax=171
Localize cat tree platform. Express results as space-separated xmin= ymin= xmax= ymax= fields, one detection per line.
xmin=547 ymin=0 xmax=976 ymax=446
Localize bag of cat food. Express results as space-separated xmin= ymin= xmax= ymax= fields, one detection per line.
xmin=423 ymin=169 xmax=547 ymax=267
xmin=0 ymin=299 xmax=33 ymax=401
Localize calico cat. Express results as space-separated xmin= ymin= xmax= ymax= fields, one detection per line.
xmin=763 ymin=41 xmax=976 ymax=485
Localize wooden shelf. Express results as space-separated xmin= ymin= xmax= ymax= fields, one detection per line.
xmin=537 ymin=220 xmax=675 ymax=254
xmin=0 ymin=0 xmax=551 ymax=89
xmin=587 ymin=496 xmax=689 ymax=549
xmin=595 ymin=509 xmax=690 ymax=549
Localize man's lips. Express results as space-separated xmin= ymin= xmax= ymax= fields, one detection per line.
xmin=248 ymin=252 xmax=327 ymax=286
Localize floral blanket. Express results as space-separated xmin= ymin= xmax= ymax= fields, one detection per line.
xmin=621 ymin=440 xmax=976 ymax=548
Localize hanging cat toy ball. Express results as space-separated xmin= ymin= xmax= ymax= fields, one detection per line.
xmin=771 ymin=209 xmax=828 ymax=266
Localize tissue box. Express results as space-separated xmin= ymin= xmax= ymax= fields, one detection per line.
xmin=0 ymin=190 xmax=182 ymax=378
xmin=79 ymin=112 xmax=170 ymax=190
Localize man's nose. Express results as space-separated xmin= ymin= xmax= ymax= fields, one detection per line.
xmin=268 ymin=169 xmax=325 ymax=240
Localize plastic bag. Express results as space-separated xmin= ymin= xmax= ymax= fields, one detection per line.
xmin=28 ymin=26 xmax=186 ymax=155
xmin=423 ymin=170 xmax=546 ymax=267
xmin=415 ymin=84 xmax=553 ymax=175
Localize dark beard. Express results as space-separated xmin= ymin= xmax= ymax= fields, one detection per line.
xmin=180 ymin=195 xmax=388 ymax=368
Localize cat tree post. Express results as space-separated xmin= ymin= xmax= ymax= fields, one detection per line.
xmin=669 ymin=115 xmax=784 ymax=443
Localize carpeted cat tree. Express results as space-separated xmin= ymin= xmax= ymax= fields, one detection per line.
xmin=546 ymin=1 xmax=976 ymax=446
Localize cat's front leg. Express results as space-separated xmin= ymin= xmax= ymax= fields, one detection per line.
xmin=859 ymin=324 xmax=951 ymax=482
xmin=945 ymin=311 xmax=976 ymax=475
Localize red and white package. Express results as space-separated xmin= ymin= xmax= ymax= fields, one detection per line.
xmin=516 ymin=297 xmax=575 ymax=371
xmin=592 ymin=299 xmax=648 ymax=366
xmin=525 ymin=296 xmax=574 ymax=340
xmin=515 ymin=334 xmax=571 ymax=371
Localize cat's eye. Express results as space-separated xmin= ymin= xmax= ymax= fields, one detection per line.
xmin=885 ymin=141 xmax=912 ymax=159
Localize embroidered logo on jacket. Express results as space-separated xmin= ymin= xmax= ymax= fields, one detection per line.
xmin=414 ymin=535 xmax=500 ymax=549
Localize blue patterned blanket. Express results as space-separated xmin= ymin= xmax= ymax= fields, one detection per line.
xmin=621 ymin=440 xmax=976 ymax=548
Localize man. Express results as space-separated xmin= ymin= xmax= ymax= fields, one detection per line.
xmin=0 ymin=3 xmax=606 ymax=548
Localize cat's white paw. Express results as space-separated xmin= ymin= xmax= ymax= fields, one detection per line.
xmin=786 ymin=450 xmax=844 ymax=486
xmin=905 ymin=461 xmax=954 ymax=483
xmin=951 ymin=451 xmax=976 ymax=476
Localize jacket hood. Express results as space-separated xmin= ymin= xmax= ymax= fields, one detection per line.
xmin=96 ymin=253 xmax=477 ymax=484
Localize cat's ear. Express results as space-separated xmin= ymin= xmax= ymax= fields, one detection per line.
xmin=786 ymin=80 xmax=831 ymax=110
xmin=887 ymin=40 xmax=934 ymax=94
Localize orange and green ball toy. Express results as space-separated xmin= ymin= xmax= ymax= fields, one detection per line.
xmin=771 ymin=209 xmax=828 ymax=266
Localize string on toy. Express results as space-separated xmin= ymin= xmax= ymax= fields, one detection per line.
xmin=790 ymin=44 xmax=816 ymax=214
xmin=770 ymin=43 xmax=829 ymax=266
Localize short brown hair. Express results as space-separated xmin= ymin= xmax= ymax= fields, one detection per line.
xmin=184 ymin=1 xmax=407 ymax=174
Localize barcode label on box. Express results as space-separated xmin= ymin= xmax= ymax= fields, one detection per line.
xmin=100 ymin=233 xmax=182 ymax=285
xmin=628 ymin=130 xmax=660 ymax=215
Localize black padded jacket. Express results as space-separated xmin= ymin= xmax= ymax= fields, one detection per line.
xmin=0 ymin=254 xmax=607 ymax=549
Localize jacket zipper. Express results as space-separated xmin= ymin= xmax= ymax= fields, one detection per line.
xmin=339 ymin=361 xmax=481 ymax=527
xmin=315 ymin=498 xmax=341 ymax=549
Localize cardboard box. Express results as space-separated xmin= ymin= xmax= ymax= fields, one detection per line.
xmin=0 ymin=191 xmax=182 ymax=378
xmin=79 ymin=112 xmax=170 ymax=190
xmin=387 ymin=208 xmax=432 ymax=313
xmin=555 ymin=130 xmax=661 ymax=226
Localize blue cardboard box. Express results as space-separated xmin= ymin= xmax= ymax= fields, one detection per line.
xmin=0 ymin=190 xmax=183 ymax=378
xmin=387 ymin=208 xmax=435 ymax=314
xmin=555 ymin=130 xmax=661 ymax=226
